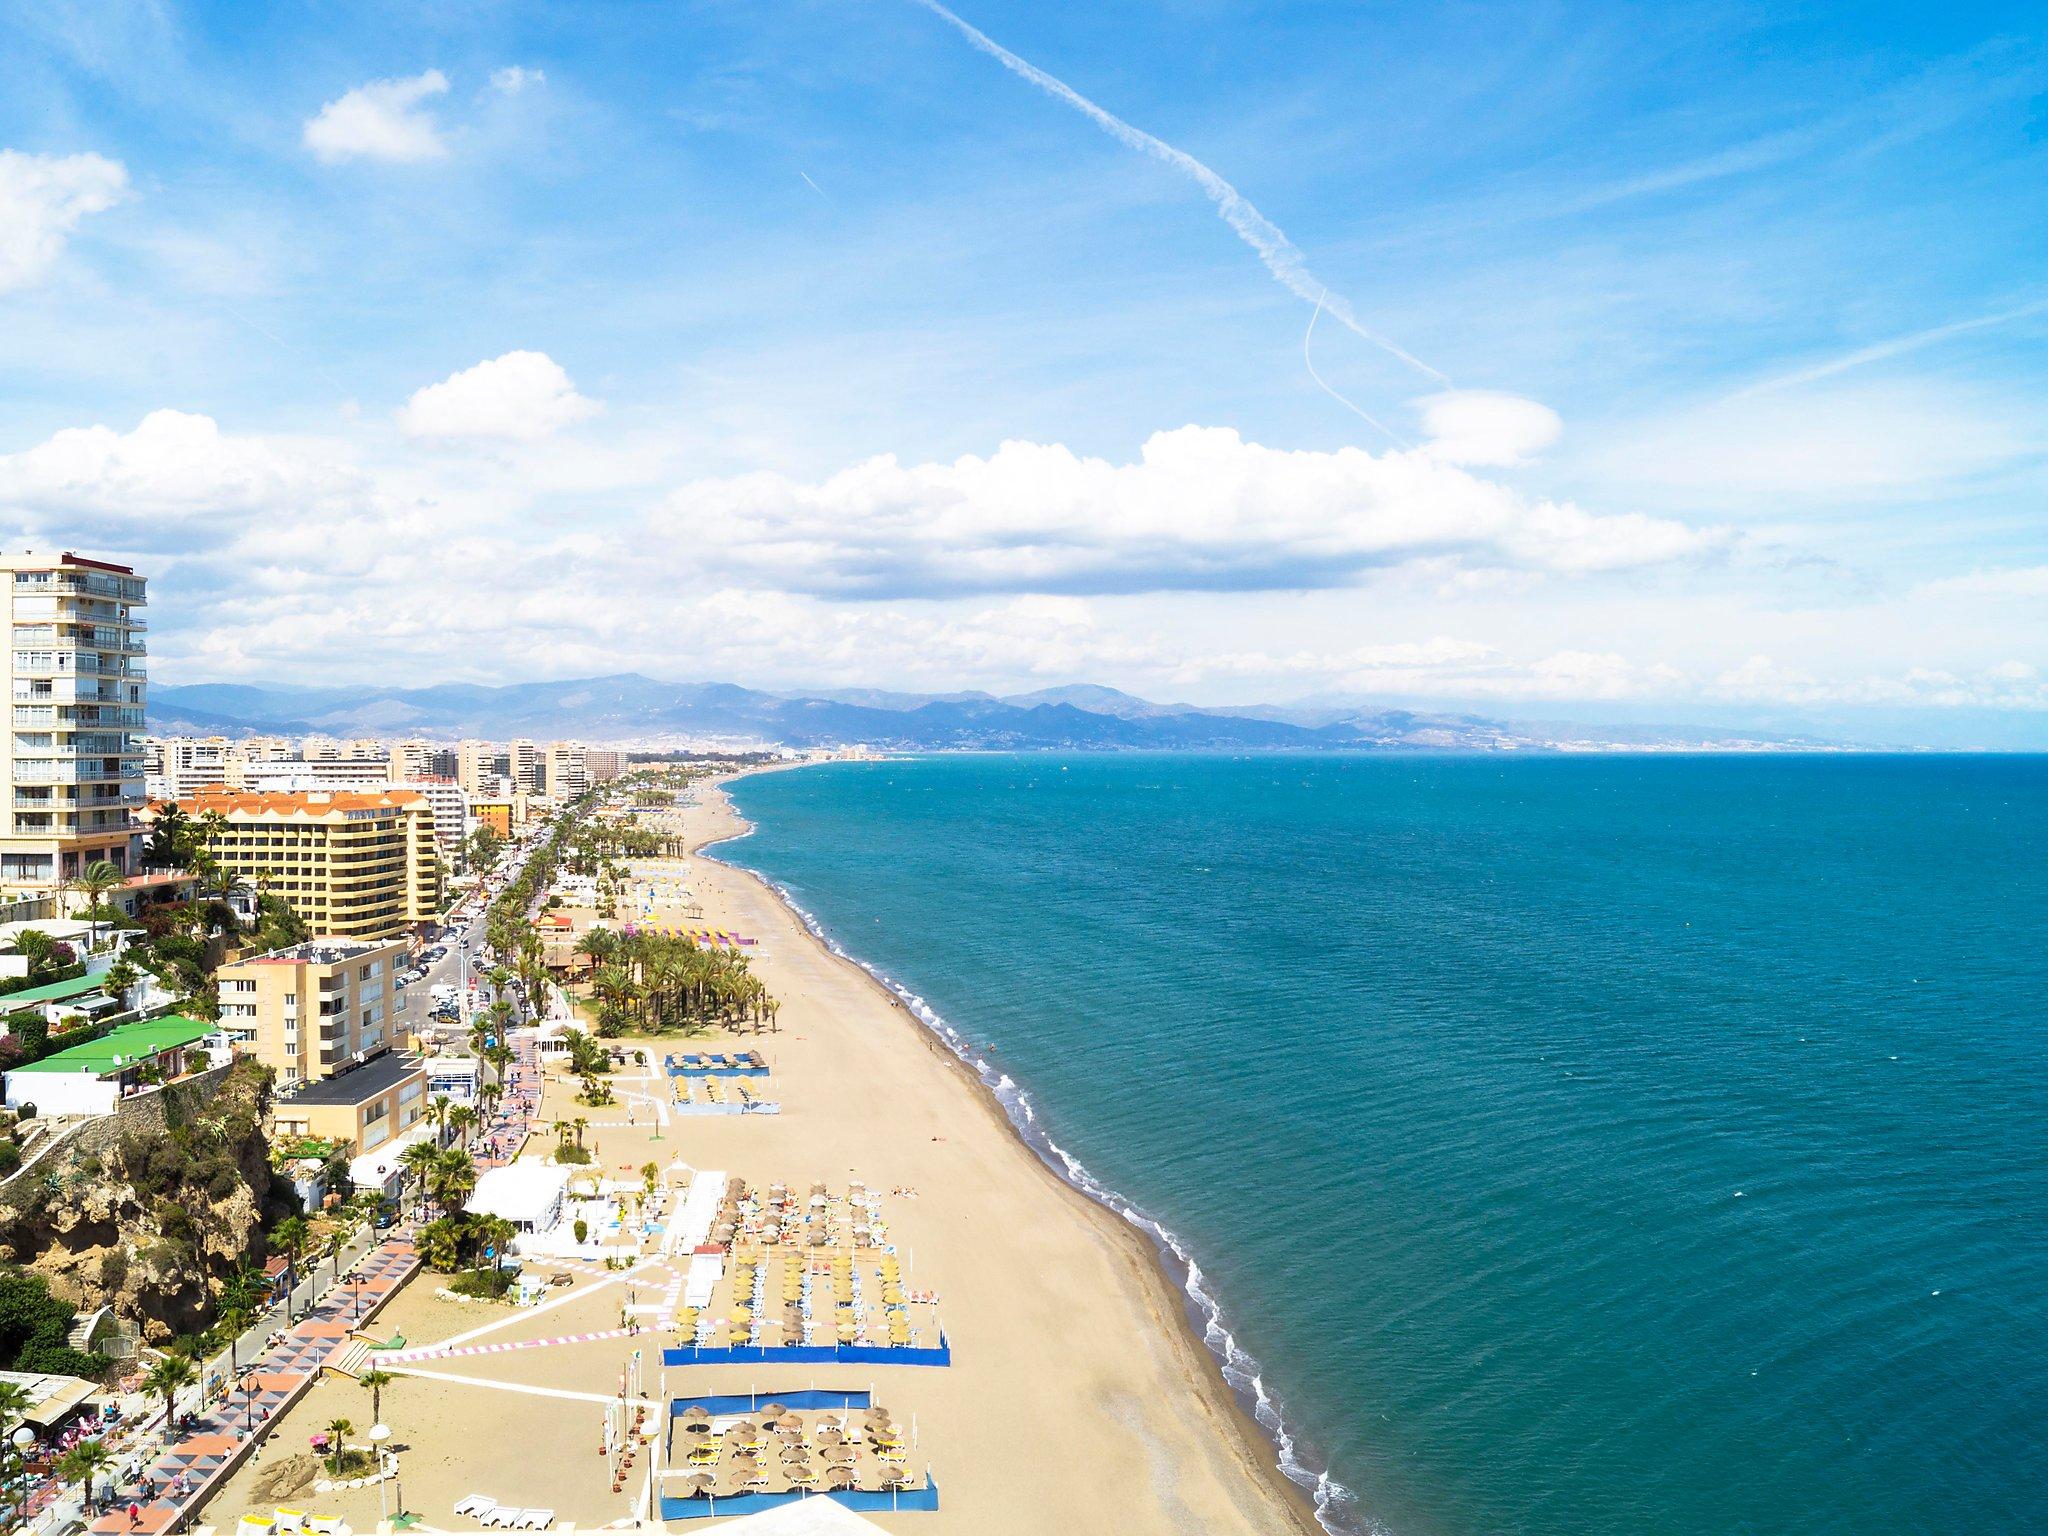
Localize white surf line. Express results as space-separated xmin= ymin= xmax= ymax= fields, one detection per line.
xmin=381 ymin=1364 xmax=616 ymax=1404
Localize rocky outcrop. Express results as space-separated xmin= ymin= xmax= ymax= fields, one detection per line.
xmin=0 ymin=1060 xmax=288 ymax=1343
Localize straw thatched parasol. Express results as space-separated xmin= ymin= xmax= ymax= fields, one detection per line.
xmin=681 ymin=1405 xmax=710 ymax=1423
xmin=686 ymin=1473 xmax=716 ymax=1497
xmin=759 ymin=1401 xmax=788 ymax=1421
xmin=827 ymin=1465 xmax=857 ymax=1489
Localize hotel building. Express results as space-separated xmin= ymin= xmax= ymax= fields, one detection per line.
xmin=0 ymin=552 xmax=148 ymax=890
xmin=172 ymin=787 xmax=441 ymax=939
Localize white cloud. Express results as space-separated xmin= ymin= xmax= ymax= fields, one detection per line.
xmin=303 ymin=71 xmax=451 ymax=164
xmin=1418 ymin=391 xmax=1562 ymax=466
xmin=0 ymin=410 xmax=365 ymax=547
xmin=491 ymin=66 xmax=545 ymax=94
xmin=0 ymin=149 xmax=127 ymax=292
xmin=654 ymin=425 xmax=1717 ymax=598
xmin=396 ymin=351 xmax=603 ymax=441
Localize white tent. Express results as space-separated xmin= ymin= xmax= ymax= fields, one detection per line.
xmin=469 ymin=1162 xmax=572 ymax=1234
xmin=708 ymin=1495 xmax=893 ymax=1533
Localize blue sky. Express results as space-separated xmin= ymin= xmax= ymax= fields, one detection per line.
xmin=1 ymin=0 xmax=2044 ymax=743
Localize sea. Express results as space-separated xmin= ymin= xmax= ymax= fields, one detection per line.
xmin=719 ymin=753 xmax=2046 ymax=1536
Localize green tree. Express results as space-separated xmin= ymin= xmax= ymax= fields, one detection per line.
xmin=323 ymin=1417 xmax=355 ymax=1475
xmin=269 ymin=1215 xmax=312 ymax=1318
xmin=56 ymin=1438 xmax=114 ymax=1513
xmin=74 ymin=860 xmax=123 ymax=950
xmin=143 ymin=1351 xmax=197 ymax=1432
xmin=357 ymin=1366 xmax=394 ymax=1425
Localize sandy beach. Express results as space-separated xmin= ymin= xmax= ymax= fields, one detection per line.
xmin=202 ymin=771 xmax=1320 ymax=1535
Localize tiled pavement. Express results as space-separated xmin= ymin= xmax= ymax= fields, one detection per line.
xmin=89 ymin=1035 xmax=542 ymax=1534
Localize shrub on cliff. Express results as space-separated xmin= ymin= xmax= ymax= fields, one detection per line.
xmin=0 ymin=1269 xmax=109 ymax=1378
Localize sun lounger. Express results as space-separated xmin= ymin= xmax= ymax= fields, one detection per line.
xmin=310 ymin=1516 xmax=344 ymax=1535
xmin=519 ymin=1511 xmax=555 ymax=1529
xmin=274 ymin=1508 xmax=307 ymax=1534
xmin=454 ymin=1496 xmax=496 ymax=1517
xmin=236 ymin=1517 xmax=275 ymax=1536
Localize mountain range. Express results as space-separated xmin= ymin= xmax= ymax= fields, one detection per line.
xmin=145 ymin=674 xmax=1842 ymax=752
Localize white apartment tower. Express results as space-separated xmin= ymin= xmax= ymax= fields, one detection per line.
xmin=544 ymin=741 xmax=588 ymax=801
xmin=0 ymin=552 xmax=148 ymax=889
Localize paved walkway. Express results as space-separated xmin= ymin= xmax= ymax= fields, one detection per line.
xmin=89 ymin=1032 xmax=544 ymax=1535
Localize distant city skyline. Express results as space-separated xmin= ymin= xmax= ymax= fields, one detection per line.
xmin=1 ymin=2 xmax=2043 ymax=744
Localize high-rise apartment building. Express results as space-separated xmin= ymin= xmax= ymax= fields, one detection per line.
xmin=0 ymin=552 xmax=147 ymax=889
xmin=544 ymin=741 xmax=587 ymax=801
xmin=456 ymin=740 xmax=507 ymax=797
xmin=585 ymin=748 xmax=627 ymax=782
xmin=218 ymin=936 xmax=407 ymax=1084
xmin=509 ymin=739 xmax=543 ymax=794
xmin=172 ymin=787 xmax=441 ymax=938
xmin=387 ymin=740 xmax=435 ymax=782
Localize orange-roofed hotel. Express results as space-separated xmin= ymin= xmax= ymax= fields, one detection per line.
xmin=165 ymin=787 xmax=443 ymax=940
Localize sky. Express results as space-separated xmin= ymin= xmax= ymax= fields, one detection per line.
xmin=1 ymin=0 xmax=2044 ymax=744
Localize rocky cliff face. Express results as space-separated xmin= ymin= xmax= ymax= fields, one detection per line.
xmin=0 ymin=1060 xmax=286 ymax=1344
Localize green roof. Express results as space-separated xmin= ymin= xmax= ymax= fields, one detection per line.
xmin=14 ymin=1016 xmax=212 ymax=1076
xmin=0 ymin=974 xmax=104 ymax=1010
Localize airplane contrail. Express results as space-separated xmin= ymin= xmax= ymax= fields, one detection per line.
xmin=907 ymin=0 xmax=1452 ymax=390
xmin=1304 ymin=291 xmax=1407 ymax=445
xmin=798 ymin=170 xmax=831 ymax=202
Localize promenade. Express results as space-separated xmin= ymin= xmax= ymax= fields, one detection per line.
xmin=81 ymin=1034 xmax=541 ymax=1536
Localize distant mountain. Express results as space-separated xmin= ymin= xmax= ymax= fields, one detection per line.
xmin=146 ymin=673 xmax=1840 ymax=752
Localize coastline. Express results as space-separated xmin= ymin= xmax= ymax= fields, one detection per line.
xmin=695 ymin=766 xmax=1339 ymax=1536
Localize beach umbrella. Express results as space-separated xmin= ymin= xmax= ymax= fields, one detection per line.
xmin=681 ymin=1405 xmax=710 ymax=1422
xmin=759 ymin=1401 xmax=787 ymax=1421
xmin=823 ymin=1444 xmax=856 ymax=1465
xmin=687 ymin=1474 xmax=716 ymax=1497
xmin=816 ymin=1426 xmax=845 ymax=1446
xmin=827 ymin=1466 xmax=857 ymax=1489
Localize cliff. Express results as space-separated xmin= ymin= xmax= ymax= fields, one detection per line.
xmin=0 ymin=1059 xmax=289 ymax=1344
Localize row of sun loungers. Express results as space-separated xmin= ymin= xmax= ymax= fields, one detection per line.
xmin=453 ymin=1495 xmax=554 ymax=1528
xmin=239 ymin=1510 xmax=343 ymax=1536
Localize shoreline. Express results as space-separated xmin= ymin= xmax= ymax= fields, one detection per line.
xmin=698 ymin=766 xmax=1341 ymax=1536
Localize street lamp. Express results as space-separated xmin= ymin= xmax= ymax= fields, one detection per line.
xmin=9 ymin=1425 xmax=36 ymax=1530
xmin=369 ymin=1425 xmax=392 ymax=1524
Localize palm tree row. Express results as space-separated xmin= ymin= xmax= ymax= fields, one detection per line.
xmin=577 ymin=928 xmax=777 ymax=1036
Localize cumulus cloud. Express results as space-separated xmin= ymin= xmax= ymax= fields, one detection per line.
xmin=491 ymin=66 xmax=545 ymax=94
xmin=303 ymin=70 xmax=451 ymax=163
xmin=0 ymin=410 xmax=368 ymax=549
xmin=1418 ymin=391 xmax=1562 ymax=466
xmin=396 ymin=351 xmax=603 ymax=441
xmin=655 ymin=426 xmax=1717 ymax=599
xmin=0 ymin=149 xmax=127 ymax=291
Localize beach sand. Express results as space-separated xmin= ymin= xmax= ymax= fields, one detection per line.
xmin=202 ymin=774 xmax=1320 ymax=1535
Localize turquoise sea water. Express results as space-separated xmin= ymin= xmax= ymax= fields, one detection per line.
xmin=722 ymin=755 xmax=2047 ymax=1536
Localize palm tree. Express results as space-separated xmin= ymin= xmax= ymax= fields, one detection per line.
xmin=74 ymin=858 xmax=122 ymax=951
xmin=471 ymin=1214 xmax=515 ymax=1283
xmin=216 ymin=1303 xmax=255 ymax=1373
xmin=446 ymin=1103 xmax=477 ymax=1147
xmin=322 ymin=1417 xmax=355 ymax=1476
xmin=398 ymin=1139 xmax=443 ymax=1217
xmin=424 ymin=1095 xmax=454 ymax=1145
xmin=413 ymin=1217 xmax=464 ymax=1272
xmin=55 ymin=1439 xmax=114 ymax=1513
xmin=571 ymin=1115 xmax=589 ymax=1150
xmin=269 ymin=1215 xmax=311 ymax=1318
xmin=430 ymin=1147 xmax=476 ymax=1213
xmin=143 ymin=1352 xmax=197 ymax=1435
xmin=357 ymin=1367 xmax=395 ymax=1426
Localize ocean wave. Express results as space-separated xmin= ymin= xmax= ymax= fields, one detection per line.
xmin=702 ymin=817 xmax=1369 ymax=1536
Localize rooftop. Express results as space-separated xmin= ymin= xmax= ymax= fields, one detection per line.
xmin=280 ymin=1049 xmax=424 ymax=1106
xmin=13 ymin=1015 xmax=211 ymax=1076
xmin=160 ymin=788 xmax=431 ymax=818
xmin=0 ymin=972 xmax=111 ymax=1010
xmin=229 ymin=937 xmax=401 ymax=967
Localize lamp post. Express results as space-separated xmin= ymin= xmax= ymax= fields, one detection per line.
xmin=369 ymin=1425 xmax=391 ymax=1524
xmin=10 ymin=1425 xmax=37 ymax=1531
